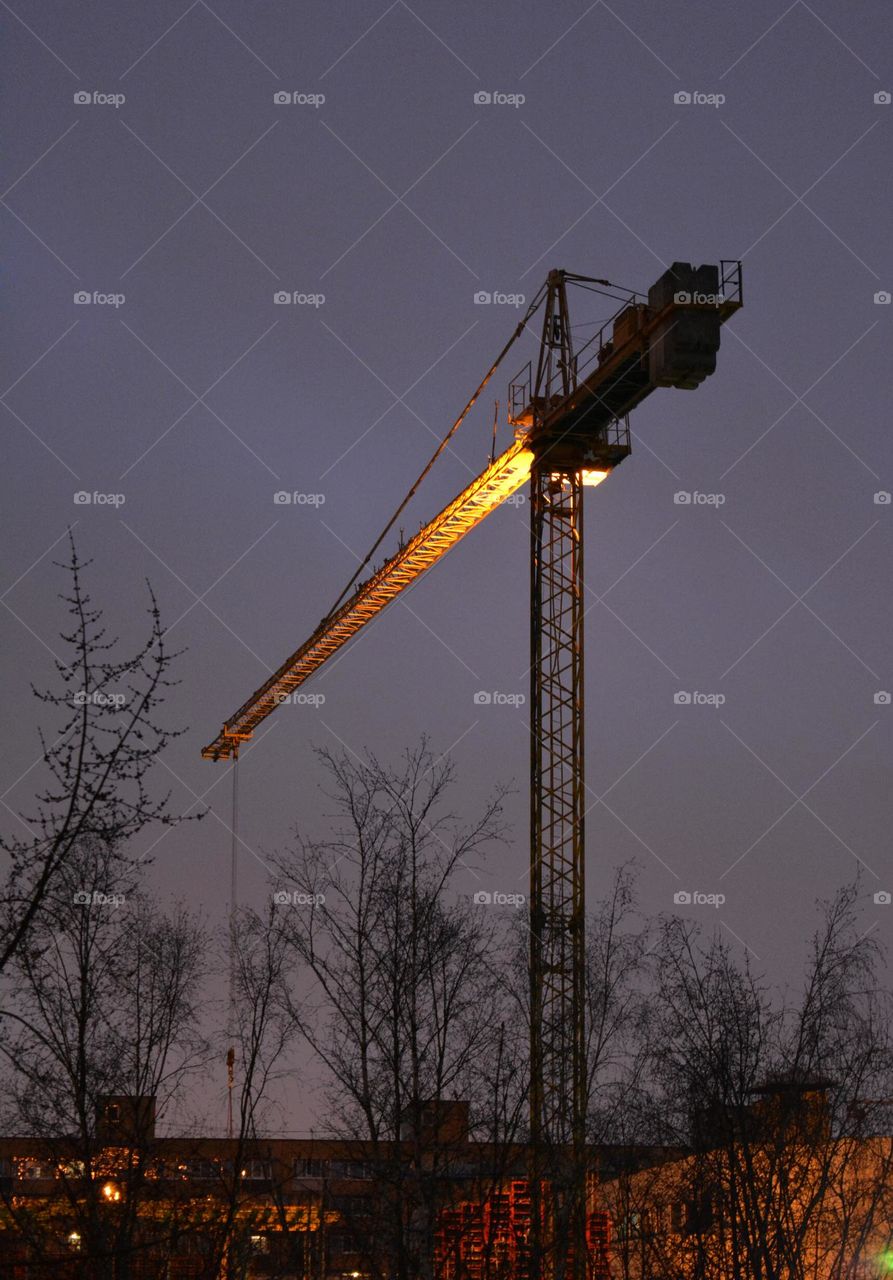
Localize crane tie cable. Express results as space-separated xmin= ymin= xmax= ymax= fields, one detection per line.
xmin=322 ymin=283 xmax=549 ymax=619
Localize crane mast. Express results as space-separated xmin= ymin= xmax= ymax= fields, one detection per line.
xmin=202 ymin=260 xmax=743 ymax=1280
xmin=528 ymin=276 xmax=592 ymax=1280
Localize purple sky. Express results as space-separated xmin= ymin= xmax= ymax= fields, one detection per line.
xmin=2 ymin=0 xmax=892 ymax=1132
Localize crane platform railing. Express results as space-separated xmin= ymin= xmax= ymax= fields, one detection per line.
xmin=508 ymin=261 xmax=743 ymax=428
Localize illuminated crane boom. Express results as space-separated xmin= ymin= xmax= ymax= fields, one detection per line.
xmin=201 ymin=439 xmax=537 ymax=760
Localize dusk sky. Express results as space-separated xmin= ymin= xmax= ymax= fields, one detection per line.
xmin=2 ymin=0 xmax=891 ymax=1131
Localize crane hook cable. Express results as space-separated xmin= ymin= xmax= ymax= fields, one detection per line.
xmin=226 ymin=743 xmax=239 ymax=1139
xmin=322 ymin=281 xmax=548 ymax=620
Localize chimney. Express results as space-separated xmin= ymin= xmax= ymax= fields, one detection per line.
xmin=399 ymin=1099 xmax=470 ymax=1147
xmin=96 ymin=1096 xmax=156 ymax=1145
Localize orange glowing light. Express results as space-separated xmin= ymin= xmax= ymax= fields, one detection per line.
xmin=202 ymin=441 xmax=536 ymax=760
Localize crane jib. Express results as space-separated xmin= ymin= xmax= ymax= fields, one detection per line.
xmin=201 ymin=440 xmax=535 ymax=760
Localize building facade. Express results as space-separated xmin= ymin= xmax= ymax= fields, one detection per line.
xmin=0 ymin=1097 xmax=630 ymax=1280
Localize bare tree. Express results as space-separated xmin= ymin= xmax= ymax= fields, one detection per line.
xmin=583 ymin=863 xmax=653 ymax=1145
xmin=194 ymin=904 xmax=304 ymax=1280
xmin=273 ymin=741 xmax=516 ymax=1280
xmin=606 ymin=885 xmax=893 ymax=1280
xmin=1 ymin=537 xmax=190 ymax=973
xmin=0 ymin=834 xmax=207 ymax=1279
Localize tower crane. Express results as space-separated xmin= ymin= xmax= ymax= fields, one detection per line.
xmin=203 ymin=259 xmax=743 ymax=1280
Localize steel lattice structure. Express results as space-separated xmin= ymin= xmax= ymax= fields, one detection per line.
xmin=526 ymin=273 xmax=590 ymax=1280
xmin=530 ymin=468 xmax=586 ymax=1152
xmin=529 ymin=466 xmax=587 ymax=1280
xmin=201 ymin=441 xmax=534 ymax=760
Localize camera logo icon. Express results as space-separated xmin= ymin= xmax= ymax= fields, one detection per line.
xmin=74 ymin=91 xmax=91 ymax=104
xmin=673 ymin=891 xmax=692 ymax=905
xmin=875 ymin=291 xmax=891 ymax=305
xmin=273 ymin=491 xmax=291 ymax=504
xmin=74 ymin=290 xmax=91 ymax=304
xmin=474 ymin=91 xmax=492 ymax=105
xmin=274 ymin=91 xmax=291 ymax=104
xmin=274 ymin=291 xmax=291 ymax=304
xmin=874 ymin=891 xmax=891 ymax=905
xmin=673 ymin=691 xmax=692 ymax=705
xmin=474 ymin=291 xmax=492 ymax=304
xmin=272 ymin=890 xmax=291 ymax=905
xmin=473 ymin=891 xmax=492 ymax=905
xmin=673 ymin=91 xmax=692 ymax=105
xmin=875 ymin=491 xmax=891 ymax=504
xmin=473 ymin=691 xmax=493 ymax=705
xmin=874 ymin=691 xmax=891 ymax=705
xmin=874 ymin=91 xmax=891 ymax=105
xmin=673 ymin=491 xmax=691 ymax=504
xmin=673 ymin=291 xmax=691 ymax=304
xmin=73 ymin=891 xmax=91 ymax=904
xmin=74 ymin=491 xmax=91 ymax=504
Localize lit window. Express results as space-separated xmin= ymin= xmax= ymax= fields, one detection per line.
xmin=330 ymin=1160 xmax=372 ymax=1179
